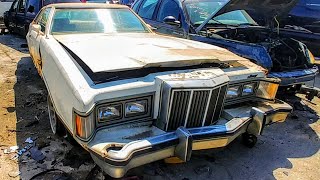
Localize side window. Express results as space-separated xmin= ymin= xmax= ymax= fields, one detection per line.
xmin=27 ymin=0 xmax=40 ymax=14
xmin=18 ymin=0 xmax=26 ymax=13
xmin=11 ymin=0 xmax=19 ymax=12
xmin=156 ymin=0 xmax=180 ymax=22
xmin=132 ymin=0 xmax=143 ymax=12
xmin=138 ymin=0 xmax=159 ymax=19
xmin=35 ymin=8 xmax=51 ymax=32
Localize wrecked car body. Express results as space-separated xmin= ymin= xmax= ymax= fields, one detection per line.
xmin=132 ymin=0 xmax=319 ymax=87
xmin=26 ymin=3 xmax=292 ymax=178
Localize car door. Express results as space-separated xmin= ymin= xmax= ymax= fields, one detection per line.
xmin=153 ymin=0 xmax=184 ymax=38
xmin=16 ymin=0 xmax=27 ymax=35
xmin=8 ymin=0 xmax=19 ymax=31
xmin=135 ymin=0 xmax=160 ymax=27
xmin=25 ymin=0 xmax=41 ymax=35
xmin=27 ymin=7 xmax=51 ymax=75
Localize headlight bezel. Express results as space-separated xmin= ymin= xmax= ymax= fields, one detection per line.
xmin=98 ymin=104 xmax=123 ymax=122
xmin=95 ymin=94 xmax=153 ymax=125
xmin=226 ymin=85 xmax=241 ymax=99
xmin=225 ymin=78 xmax=279 ymax=105
xmin=125 ymin=99 xmax=148 ymax=118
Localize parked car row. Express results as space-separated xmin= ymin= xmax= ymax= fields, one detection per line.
xmin=3 ymin=0 xmax=81 ymax=35
xmin=132 ymin=0 xmax=319 ymax=88
xmin=1 ymin=0 xmax=318 ymax=178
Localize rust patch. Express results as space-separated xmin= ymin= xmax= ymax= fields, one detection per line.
xmin=123 ymin=130 xmax=153 ymax=140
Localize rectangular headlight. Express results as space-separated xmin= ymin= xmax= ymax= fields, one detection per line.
xmin=98 ymin=104 xmax=122 ymax=122
xmin=125 ymin=100 xmax=147 ymax=117
xmin=226 ymin=86 xmax=240 ymax=99
xmin=242 ymin=83 xmax=256 ymax=96
xmin=75 ymin=113 xmax=95 ymax=139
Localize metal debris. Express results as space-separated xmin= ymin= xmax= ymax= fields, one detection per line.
xmin=3 ymin=146 xmax=19 ymax=154
xmin=11 ymin=144 xmax=33 ymax=160
xmin=30 ymin=147 xmax=45 ymax=162
xmin=25 ymin=137 xmax=34 ymax=144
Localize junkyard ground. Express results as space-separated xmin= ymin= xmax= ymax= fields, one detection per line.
xmin=0 ymin=34 xmax=319 ymax=180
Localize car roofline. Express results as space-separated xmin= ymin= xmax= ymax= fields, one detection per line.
xmin=45 ymin=3 xmax=129 ymax=9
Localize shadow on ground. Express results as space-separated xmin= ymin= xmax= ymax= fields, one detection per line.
xmin=1 ymin=34 xmax=319 ymax=179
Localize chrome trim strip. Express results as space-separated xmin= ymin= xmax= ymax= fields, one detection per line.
xmin=165 ymin=90 xmax=175 ymax=131
xmin=202 ymin=89 xmax=213 ymax=126
xmin=183 ymin=90 xmax=194 ymax=128
xmin=210 ymin=86 xmax=221 ymax=124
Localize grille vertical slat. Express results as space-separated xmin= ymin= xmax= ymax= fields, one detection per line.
xmin=186 ymin=90 xmax=209 ymax=128
xmin=212 ymin=85 xmax=228 ymax=123
xmin=166 ymin=84 xmax=227 ymax=131
xmin=167 ymin=91 xmax=190 ymax=130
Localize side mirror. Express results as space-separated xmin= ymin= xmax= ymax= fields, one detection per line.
xmin=31 ymin=24 xmax=41 ymax=33
xmin=163 ymin=16 xmax=181 ymax=27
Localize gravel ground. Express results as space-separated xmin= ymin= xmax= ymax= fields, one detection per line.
xmin=0 ymin=34 xmax=319 ymax=180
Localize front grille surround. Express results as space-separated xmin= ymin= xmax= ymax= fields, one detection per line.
xmin=159 ymin=84 xmax=228 ymax=131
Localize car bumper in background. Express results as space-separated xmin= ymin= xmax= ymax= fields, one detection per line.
xmin=268 ymin=66 xmax=319 ymax=86
xmin=87 ymin=100 xmax=292 ymax=178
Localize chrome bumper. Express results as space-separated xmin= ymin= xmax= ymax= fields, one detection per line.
xmin=87 ymin=100 xmax=292 ymax=178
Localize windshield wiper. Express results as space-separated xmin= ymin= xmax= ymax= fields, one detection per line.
xmin=238 ymin=23 xmax=258 ymax=26
xmin=195 ymin=19 xmax=238 ymax=28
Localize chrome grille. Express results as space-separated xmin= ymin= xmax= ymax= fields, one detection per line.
xmin=165 ymin=84 xmax=228 ymax=131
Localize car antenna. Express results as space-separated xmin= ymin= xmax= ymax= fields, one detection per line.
xmin=274 ymin=15 xmax=280 ymax=35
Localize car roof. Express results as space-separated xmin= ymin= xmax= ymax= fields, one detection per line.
xmin=46 ymin=3 xmax=129 ymax=9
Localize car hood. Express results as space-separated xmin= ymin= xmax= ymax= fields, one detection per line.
xmin=54 ymin=33 xmax=247 ymax=73
xmin=197 ymin=0 xmax=299 ymax=32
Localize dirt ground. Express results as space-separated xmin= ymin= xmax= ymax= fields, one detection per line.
xmin=0 ymin=34 xmax=319 ymax=180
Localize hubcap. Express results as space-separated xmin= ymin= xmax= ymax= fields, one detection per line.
xmin=48 ymin=97 xmax=57 ymax=134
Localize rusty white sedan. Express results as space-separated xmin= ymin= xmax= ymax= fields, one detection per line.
xmin=26 ymin=3 xmax=292 ymax=178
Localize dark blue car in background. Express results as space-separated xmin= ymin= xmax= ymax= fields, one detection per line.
xmin=247 ymin=0 xmax=320 ymax=58
xmin=132 ymin=0 xmax=318 ymax=88
xmin=4 ymin=0 xmax=81 ymax=36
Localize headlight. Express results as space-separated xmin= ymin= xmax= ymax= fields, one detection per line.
xmin=98 ymin=105 xmax=122 ymax=121
xmin=125 ymin=100 xmax=147 ymax=116
xmin=256 ymin=81 xmax=279 ymax=100
xmin=226 ymin=86 xmax=240 ymax=99
xmin=75 ymin=112 xmax=95 ymax=139
xmin=242 ymin=83 xmax=256 ymax=96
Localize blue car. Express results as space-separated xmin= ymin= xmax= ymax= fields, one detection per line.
xmin=288 ymin=0 xmax=320 ymax=33
xmin=132 ymin=0 xmax=318 ymax=87
xmin=246 ymin=0 xmax=320 ymax=57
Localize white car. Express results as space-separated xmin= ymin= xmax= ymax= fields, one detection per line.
xmin=26 ymin=3 xmax=292 ymax=178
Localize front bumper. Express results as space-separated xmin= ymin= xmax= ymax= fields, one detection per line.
xmin=268 ymin=67 xmax=319 ymax=86
xmin=87 ymin=100 xmax=292 ymax=178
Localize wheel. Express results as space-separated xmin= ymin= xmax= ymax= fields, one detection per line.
xmin=47 ymin=96 xmax=65 ymax=136
xmin=242 ymin=133 xmax=257 ymax=148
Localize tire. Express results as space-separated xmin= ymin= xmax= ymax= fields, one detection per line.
xmin=47 ymin=95 xmax=65 ymax=136
xmin=242 ymin=133 xmax=257 ymax=148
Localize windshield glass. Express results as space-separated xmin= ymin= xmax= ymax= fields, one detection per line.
xmin=184 ymin=0 xmax=257 ymax=26
xmin=51 ymin=8 xmax=149 ymax=34
xmin=215 ymin=10 xmax=258 ymax=26
xmin=184 ymin=0 xmax=229 ymax=25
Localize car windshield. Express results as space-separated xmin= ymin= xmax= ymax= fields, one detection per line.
xmin=184 ymin=0 xmax=257 ymax=26
xmin=51 ymin=8 xmax=149 ymax=34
